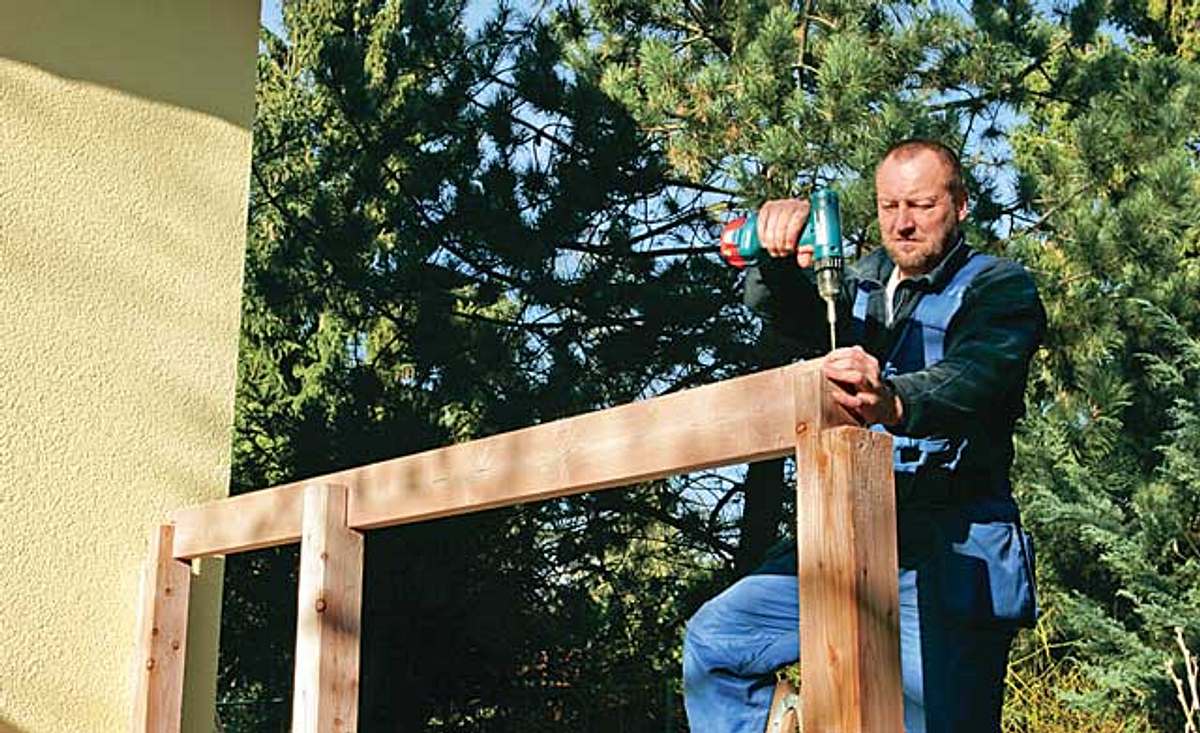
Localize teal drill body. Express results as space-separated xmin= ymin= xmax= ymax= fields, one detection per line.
xmin=720 ymin=189 xmax=844 ymax=348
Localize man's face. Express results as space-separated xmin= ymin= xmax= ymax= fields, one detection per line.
xmin=875 ymin=149 xmax=968 ymax=278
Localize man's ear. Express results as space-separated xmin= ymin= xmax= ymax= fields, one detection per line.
xmin=955 ymin=190 xmax=969 ymax=222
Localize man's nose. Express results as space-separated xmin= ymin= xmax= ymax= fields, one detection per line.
xmin=892 ymin=204 xmax=916 ymax=234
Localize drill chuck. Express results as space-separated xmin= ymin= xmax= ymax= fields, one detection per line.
xmin=806 ymin=189 xmax=844 ymax=348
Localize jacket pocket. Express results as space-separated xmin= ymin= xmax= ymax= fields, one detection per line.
xmin=889 ymin=433 xmax=969 ymax=475
xmin=937 ymin=521 xmax=1038 ymax=628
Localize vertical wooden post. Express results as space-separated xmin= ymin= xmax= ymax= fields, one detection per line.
xmin=130 ymin=524 xmax=192 ymax=733
xmin=292 ymin=484 xmax=364 ymax=733
xmin=795 ymin=426 xmax=902 ymax=732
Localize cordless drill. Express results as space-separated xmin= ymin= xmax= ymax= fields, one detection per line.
xmin=719 ymin=189 xmax=844 ymax=349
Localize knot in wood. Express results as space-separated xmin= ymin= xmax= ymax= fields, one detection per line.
xmin=315 ymin=598 xmax=327 ymax=613
xmin=145 ymin=658 xmax=155 ymax=670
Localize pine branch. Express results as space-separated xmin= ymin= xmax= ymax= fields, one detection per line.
xmin=629 ymin=501 xmax=737 ymax=557
xmin=557 ymin=242 xmax=719 ymax=258
xmin=707 ymin=484 xmax=741 ymax=535
xmin=661 ymin=177 xmax=740 ymax=196
xmin=450 ymin=308 xmax=646 ymax=332
xmin=1016 ymin=185 xmax=1092 ymax=236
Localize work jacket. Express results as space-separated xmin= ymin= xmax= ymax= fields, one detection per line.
xmin=744 ymin=236 xmax=1045 ymax=626
xmin=745 ymin=235 xmax=1044 ymax=508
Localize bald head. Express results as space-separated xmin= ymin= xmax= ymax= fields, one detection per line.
xmin=878 ymin=139 xmax=967 ymax=206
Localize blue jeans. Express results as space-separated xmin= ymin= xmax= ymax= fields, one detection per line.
xmin=683 ymin=520 xmax=1031 ymax=733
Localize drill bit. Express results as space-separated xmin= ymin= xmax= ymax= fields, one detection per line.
xmin=826 ymin=297 xmax=837 ymax=351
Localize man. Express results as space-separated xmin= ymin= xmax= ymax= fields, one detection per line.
xmin=682 ymin=140 xmax=1045 ymax=733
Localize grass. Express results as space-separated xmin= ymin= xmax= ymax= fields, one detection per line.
xmin=1003 ymin=611 xmax=1153 ymax=733
xmin=1167 ymin=626 xmax=1199 ymax=733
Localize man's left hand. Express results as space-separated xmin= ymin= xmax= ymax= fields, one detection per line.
xmin=822 ymin=346 xmax=904 ymax=426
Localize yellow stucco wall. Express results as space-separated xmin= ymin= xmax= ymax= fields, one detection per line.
xmin=0 ymin=2 xmax=259 ymax=731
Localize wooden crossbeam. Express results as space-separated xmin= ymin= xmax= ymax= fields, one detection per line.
xmin=170 ymin=361 xmax=843 ymax=560
xmin=129 ymin=525 xmax=191 ymax=733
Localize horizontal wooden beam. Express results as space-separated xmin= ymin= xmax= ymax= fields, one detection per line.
xmin=171 ymin=361 xmax=851 ymax=559
xmin=348 ymin=361 xmax=820 ymax=530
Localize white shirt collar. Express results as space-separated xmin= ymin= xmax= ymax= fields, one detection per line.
xmin=884 ymin=264 xmax=902 ymax=327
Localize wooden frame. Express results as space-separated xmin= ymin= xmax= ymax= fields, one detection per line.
xmin=131 ymin=360 xmax=902 ymax=732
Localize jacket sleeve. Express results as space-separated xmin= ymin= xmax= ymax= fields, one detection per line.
xmin=886 ymin=261 xmax=1045 ymax=437
xmin=743 ymin=256 xmax=849 ymax=357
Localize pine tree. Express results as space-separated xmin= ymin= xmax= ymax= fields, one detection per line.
xmin=223 ymin=0 xmax=1200 ymax=729
xmin=573 ymin=0 xmax=1200 ymax=727
xmin=225 ymin=3 xmax=550 ymax=728
xmin=562 ymin=0 xmax=1057 ymax=575
xmin=1004 ymin=12 xmax=1200 ymax=725
xmin=225 ymin=1 xmax=764 ymax=729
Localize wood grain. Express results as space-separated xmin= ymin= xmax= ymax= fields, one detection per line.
xmin=171 ymin=484 xmax=304 ymax=559
xmin=291 ymin=484 xmax=363 ymax=733
xmin=172 ymin=362 xmax=848 ymax=559
xmin=150 ymin=361 xmax=902 ymax=730
xmin=129 ymin=525 xmax=191 ymax=733
xmin=795 ymin=427 xmax=901 ymax=733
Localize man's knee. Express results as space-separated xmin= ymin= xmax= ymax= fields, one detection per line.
xmin=683 ymin=575 xmax=800 ymax=679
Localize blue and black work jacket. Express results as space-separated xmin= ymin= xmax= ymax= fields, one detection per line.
xmin=744 ymin=237 xmax=1046 ymax=625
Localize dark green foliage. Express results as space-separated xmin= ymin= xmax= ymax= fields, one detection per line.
xmin=222 ymin=1 xmax=763 ymax=730
xmin=1008 ymin=24 xmax=1200 ymax=725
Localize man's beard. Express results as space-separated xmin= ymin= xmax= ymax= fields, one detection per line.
xmin=884 ymin=230 xmax=958 ymax=275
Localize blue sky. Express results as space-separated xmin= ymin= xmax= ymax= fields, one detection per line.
xmin=261 ymin=0 xmax=284 ymax=36
xmin=260 ymin=0 xmax=498 ymax=37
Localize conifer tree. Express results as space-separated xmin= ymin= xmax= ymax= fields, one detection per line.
xmin=572 ymin=0 xmax=1200 ymax=727
xmin=1003 ymin=11 xmax=1200 ymax=725
xmin=561 ymin=0 xmax=1057 ymax=573
xmin=223 ymin=0 xmax=1200 ymax=729
xmin=225 ymin=1 xmax=761 ymax=729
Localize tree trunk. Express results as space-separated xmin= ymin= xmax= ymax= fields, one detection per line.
xmin=735 ymin=457 xmax=786 ymax=574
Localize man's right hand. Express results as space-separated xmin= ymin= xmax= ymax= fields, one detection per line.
xmin=755 ymin=198 xmax=815 ymax=268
